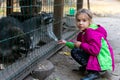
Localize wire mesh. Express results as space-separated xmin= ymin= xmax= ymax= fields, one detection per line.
xmin=0 ymin=0 xmax=77 ymax=80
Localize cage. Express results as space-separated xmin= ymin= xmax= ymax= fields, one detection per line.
xmin=0 ymin=0 xmax=78 ymax=80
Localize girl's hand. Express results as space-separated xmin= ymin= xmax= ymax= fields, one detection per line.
xmin=58 ymin=40 xmax=66 ymax=44
xmin=74 ymin=41 xmax=81 ymax=48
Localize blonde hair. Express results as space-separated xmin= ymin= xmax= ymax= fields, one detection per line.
xmin=75 ymin=8 xmax=93 ymax=20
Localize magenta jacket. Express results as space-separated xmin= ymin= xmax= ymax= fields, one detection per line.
xmin=77 ymin=24 xmax=115 ymax=71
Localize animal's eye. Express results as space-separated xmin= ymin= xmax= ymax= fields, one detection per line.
xmin=19 ymin=39 xmax=24 ymax=43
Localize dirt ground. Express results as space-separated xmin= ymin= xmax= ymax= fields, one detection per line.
xmin=45 ymin=0 xmax=120 ymax=80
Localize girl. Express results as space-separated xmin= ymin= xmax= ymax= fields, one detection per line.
xmin=58 ymin=9 xmax=114 ymax=80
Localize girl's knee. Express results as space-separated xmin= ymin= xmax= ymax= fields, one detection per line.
xmin=71 ymin=48 xmax=78 ymax=54
xmin=71 ymin=48 xmax=80 ymax=56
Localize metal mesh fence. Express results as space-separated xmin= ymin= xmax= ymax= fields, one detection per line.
xmin=0 ymin=0 xmax=77 ymax=80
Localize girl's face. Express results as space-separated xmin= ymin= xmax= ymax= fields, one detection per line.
xmin=76 ymin=13 xmax=91 ymax=31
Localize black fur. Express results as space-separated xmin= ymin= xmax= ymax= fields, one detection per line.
xmin=0 ymin=12 xmax=54 ymax=63
xmin=0 ymin=17 xmax=31 ymax=63
xmin=19 ymin=0 xmax=42 ymax=15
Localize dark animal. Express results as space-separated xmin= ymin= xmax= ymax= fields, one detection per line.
xmin=19 ymin=0 xmax=42 ymax=15
xmin=0 ymin=12 xmax=56 ymax=69
xmin=21 ymin=12 xmax=55 ymax=49
xmin=0 ymin=16 xmax=31 ymax=64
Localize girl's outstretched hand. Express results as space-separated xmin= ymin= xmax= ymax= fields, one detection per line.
xmin=58 ymin=40 xmax=66 ymax=44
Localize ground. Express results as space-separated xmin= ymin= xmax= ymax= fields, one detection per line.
xmin=45 ymin=0 xmax=120 ymax=80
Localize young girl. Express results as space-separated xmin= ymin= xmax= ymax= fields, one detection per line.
xmin=58 ymin=8 xmax=114 ymax=80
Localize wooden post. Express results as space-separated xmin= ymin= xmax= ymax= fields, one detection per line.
xmin=77 ymin=0 xmax=83 ymax=10
xmin=87 ymin=0 xmax=90 ymax=10
xmin=6 ymin=0 xmax=13 ymax=16
xmin=54 ymin=0 xmax=64 ymax=40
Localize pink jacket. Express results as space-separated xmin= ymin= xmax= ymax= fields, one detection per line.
xmin=77 ymin=25 xmax=114 ymax=71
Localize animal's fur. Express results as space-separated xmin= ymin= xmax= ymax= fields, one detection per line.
xmin=0 ymin=16 xmax=31 ymax=64
xmin=19 ymin=0 xmax=42 ymax=15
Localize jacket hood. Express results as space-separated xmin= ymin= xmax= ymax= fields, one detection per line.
xmin=96 ymin=24 xmax=107 ymax=39
xmin=89 ymin=24 xmax=107 ymax=39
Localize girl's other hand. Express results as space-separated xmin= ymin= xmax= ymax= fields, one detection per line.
xmin=74 ymin=41 xmax=81 ymax=48
xmin=58 ymin=40 xmax=66 ymax=44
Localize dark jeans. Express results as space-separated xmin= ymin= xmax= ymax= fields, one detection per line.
xmin=71 ymin=48 xmax=90 ymax=66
